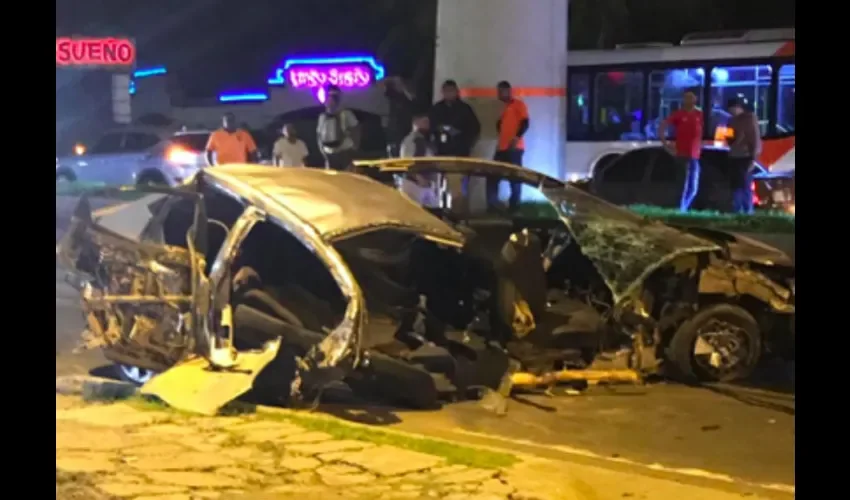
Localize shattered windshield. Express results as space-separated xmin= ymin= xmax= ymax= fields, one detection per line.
xmin=543 ymin=185 xmax=721 ymax=303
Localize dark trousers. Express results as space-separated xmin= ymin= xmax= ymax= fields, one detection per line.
xmin=675 ymin=157 xmax=701 ymax=212
xmin=324 ymin=149 xmax=356 ymax=171
xmin=728 ymin=157 xmax=754 ymax=214
xmin=488 ymin=149 xmax=524 ymax=210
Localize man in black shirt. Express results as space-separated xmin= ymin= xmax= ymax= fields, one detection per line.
xmin=430 ymin=80 xmax=481 ymax=202
xmin=429 ymin=79 xmax=481 ymax=158
xmin=383 ymin=77 xmax=416 ymax=158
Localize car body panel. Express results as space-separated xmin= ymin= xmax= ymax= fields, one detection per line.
xmin=667 ymin=224 xmax=794 ymax=268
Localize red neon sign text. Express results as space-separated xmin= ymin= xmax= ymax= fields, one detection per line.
xmin=56 ymin=38 xmax=136 ymax=67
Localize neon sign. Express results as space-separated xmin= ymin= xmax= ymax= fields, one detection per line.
xmin=218 ymin=92 xmax=269 ymax=103
xmin=288 ymin=65 xmax=372 ymax=89
xmin=268 ymin=55 xmax=385 ymax=88
xmin=56 ymin=37 xmax=136 ymax=67
xmin=133 ymin=66 xmax=166 ymax=78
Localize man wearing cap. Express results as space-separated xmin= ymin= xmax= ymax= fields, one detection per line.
xmin=488 ymin=80 xmax=530 ymax=211
xmin=726 ymin=97 xmax=762 ymax=214
xmin=659 ymin=90 xmax=704 ymax=212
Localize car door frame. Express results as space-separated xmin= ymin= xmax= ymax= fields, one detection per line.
xmin=57 ymin=184 xmax=214 ymax=366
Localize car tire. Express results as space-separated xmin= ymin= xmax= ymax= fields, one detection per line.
xmin=114 ymin=364 xmax=157 ymax=386
xmin=136 ymin=170 xmax=168 ymax=186
xmin=666 ymin=303 xmax=762 ymax=383
xmin=56 ymin=170 xmax=77 ymax=183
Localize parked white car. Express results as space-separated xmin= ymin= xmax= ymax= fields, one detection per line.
xmin=56 ymin=127 xmax=211 ymax=186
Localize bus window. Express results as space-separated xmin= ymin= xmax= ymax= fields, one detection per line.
xmin=709 ymin=65 xmax=773 ymax=137
xmin=593 ymin=71 xmax=645 ymax=141
xmin=646 ymin=68 xmax=705 ymax=140
xmin=776 ymin=64 xmax=795 ymax=135
xmin=567 ymin=72 xmax=591 ymax=140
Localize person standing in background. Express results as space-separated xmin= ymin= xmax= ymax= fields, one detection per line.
xmin=383 ymin=76 xmax=417 ymax=158
xmin=430 ymin=80 xmax=481 ymax=201
xmin=726 ymin=98 xmax=762 ymax=214
xmin=658 ymin=90 xmax=704 ymax=212
xmin=429 ymin=80 xmax=481 ymax=158
xmin=205 ymin=112 xmax=258 ymax=166
xmin=488 ymin=81 xmax=530 ymax=211
xmin=399 ymin=113 xmax=439 ymax=206
xmin=316 ymin=85 xmax=359 ymax=170
xmin=272 ymin=124 xmax=309 ymax=167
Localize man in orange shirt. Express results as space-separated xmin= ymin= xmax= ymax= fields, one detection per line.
xmin=205 ymin=113 xmax=259 ymax=166
xmin=488 ymin=81 xmax=530 ymax=211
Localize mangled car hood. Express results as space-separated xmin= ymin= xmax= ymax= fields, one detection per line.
xmin=543 ymin=187 xmax=722 ymax=303
xmin=667 ymin=225 xmax=793 ymax=268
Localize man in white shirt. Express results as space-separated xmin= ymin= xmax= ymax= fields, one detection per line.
xmin=399 ymin=113 xmax=440 ymax=207
xmin=272 ymin=124 xmax=309 ymax=167
xmin=316 ymin=85 xmax=359 ymax=170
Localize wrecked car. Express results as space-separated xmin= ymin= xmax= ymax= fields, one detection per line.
xmin=354 ymin=158 xmax=795 ymax=380
xmin=57 ymin=161 xmax=794 ymax=413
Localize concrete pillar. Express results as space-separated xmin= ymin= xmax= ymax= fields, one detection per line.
xmin=111 ymin=73 xmax=132 ymax=124
xmin=434 ymin=0 xmax=568 ymax=184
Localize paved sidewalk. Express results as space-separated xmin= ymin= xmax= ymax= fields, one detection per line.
xmin=55 ymin=394 xmax=786 ymax=500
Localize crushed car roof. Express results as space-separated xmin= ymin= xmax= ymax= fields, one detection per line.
xmin=356 ymin=157 xmax=723 ymax=303
xmin=201 ymin=165 xmax=464 ymax=245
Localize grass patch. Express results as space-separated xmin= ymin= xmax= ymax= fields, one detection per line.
xmin=516 ymin=201 xmax=794 ymax=234
xmin=125 ymin=395 xmax=517 ymax=469
xmin=261 ymin=410 xmax=518 ymax=469
xmin=629 ymin=204 xmax=795 ymax=234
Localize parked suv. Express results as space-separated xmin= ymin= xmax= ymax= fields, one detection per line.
xmin=56 ymin=127 xmax=211 ymax=186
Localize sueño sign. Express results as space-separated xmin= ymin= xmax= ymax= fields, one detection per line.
xmin=56 ymin=37 xmax=136 ymax=67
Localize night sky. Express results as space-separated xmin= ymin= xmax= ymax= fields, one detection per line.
xmin=55 ymin=0 xmax=794 ymax=147
xmin=56 ymin=0 xmax=794 ymax=97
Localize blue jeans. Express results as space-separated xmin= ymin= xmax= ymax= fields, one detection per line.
xmin=488 ymin=149 xmax=524 ymax=210
xmin=677 ymin=157 xmax=701 ymax=212
xmin=729 ymin=158 xmax=754 ymax=214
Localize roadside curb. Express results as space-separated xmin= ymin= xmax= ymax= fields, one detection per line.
xmin=56 ymin=375 xmax=138 ymax=401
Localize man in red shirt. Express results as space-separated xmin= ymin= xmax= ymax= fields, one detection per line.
xmin=658 ymin=91 xmax=703 ymax=212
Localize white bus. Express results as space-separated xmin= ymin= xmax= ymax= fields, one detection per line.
xmin=565 ymin=28 xmax=795 ymax=179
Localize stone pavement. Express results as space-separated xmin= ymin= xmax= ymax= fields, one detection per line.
xmin=56 ymin=394 xmax=787 ymax=500
xmin=56 ymin=395 xmax=525 ymax=500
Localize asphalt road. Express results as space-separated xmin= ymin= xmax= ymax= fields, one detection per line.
xmin=55 ymin=264 xmax=794 ymax=497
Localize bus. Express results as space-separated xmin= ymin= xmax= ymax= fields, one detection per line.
xmin=566 ymin=28 xmax=795 ymax=180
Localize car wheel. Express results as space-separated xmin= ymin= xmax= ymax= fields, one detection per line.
xmin=114 ymin=364 xmax=156 ymax=386
xmin=136 ymin=171 xmax=168 ymax=186
xmin=667 ymin=303 xmax=762 ymax=383
xmin=56 ymin=170 xmax=77 ymax=183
